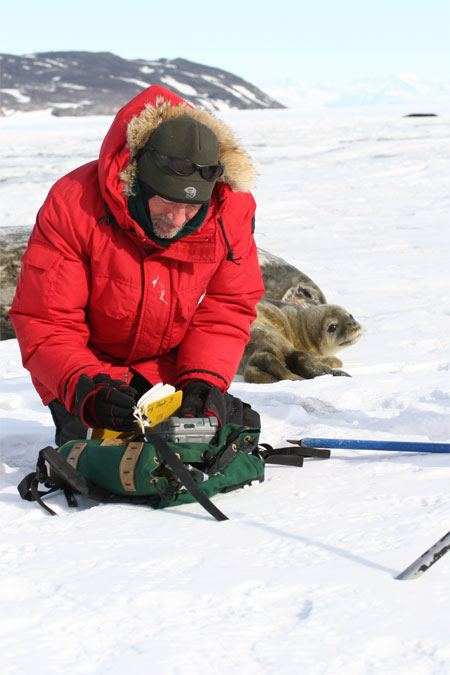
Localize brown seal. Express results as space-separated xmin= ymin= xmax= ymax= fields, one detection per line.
xmin=239 ymin=299 xmax=362 ymax=383
xmin=258 ymin=248 xmax=327 ymax=308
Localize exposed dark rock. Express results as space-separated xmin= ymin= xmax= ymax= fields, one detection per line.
xmin=0 ymin=51 xmax=285 ymax=116
xmin=0 ymin=227 xmax=31 ymax=340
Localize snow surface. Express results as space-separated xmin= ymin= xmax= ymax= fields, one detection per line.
xmin=1 ymin=106 xmax=450 ymax=675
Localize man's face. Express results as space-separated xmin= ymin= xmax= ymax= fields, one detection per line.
xmin=147 ymin=195 xmax=201 ymax=239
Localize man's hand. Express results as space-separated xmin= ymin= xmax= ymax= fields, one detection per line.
xmin=75 ymin=373 xmax=138 ymax=430
xmin=178 ymin=380 xmax=226 ymax=426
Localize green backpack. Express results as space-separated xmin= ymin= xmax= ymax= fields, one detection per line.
xmin=18 ymin=421 xmax=315 ymax=520
xmin=18 ymin=424 xmax=267 ymax=520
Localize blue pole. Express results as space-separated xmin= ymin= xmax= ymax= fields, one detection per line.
xmin=299 ymin=438 xmax=450 ymax=454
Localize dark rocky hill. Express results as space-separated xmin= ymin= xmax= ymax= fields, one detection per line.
xmin=0 ymin=51 xmax=285 ymax=115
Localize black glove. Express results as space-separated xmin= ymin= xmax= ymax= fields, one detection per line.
xmin=75 ymin=373 xmax=138 ymax=430
xmin=178 ymin=381 xmax=226 ymax=426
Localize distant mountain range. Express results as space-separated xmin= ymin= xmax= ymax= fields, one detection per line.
xmin=0 ymin=51 xmax=285 ymax=116
xmin=1 ymin=52 xmax=448 ymax=116
xmin=259 ymin=73 xmax=450 ymax=109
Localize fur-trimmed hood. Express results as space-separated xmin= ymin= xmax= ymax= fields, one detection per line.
xmin=119 ymin=95 xmax=256 ymax=198
xmin=10 ymin=85 xmax=265 ymax=411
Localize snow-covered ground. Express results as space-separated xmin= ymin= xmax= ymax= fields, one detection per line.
xmin=1 ymin=105 xmax=449 ymax=674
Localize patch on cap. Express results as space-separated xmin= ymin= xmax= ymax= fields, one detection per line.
xmin=184 ymin=187 xmax=197 ymax=199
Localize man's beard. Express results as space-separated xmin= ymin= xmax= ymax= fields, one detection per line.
xmin=151 ymin=214 xmax=186 ymax=239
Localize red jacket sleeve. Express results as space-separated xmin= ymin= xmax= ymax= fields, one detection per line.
xmin=9 ymin=182 xmax=130 ymax=412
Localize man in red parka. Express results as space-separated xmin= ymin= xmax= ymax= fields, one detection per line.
xmin=10 ymin=86 xmax=264 ymax=444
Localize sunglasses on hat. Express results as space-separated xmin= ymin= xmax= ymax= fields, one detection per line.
xmin=149 ymin=147 xmax=224 ymax=181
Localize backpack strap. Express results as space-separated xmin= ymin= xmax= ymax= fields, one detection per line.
xmin=257 ymin=442 xmax=330 ymax=466
xmin=258 ymin=444 xmax=304 ymax=467
xmin=202 ymin=425 xmax=250 ymax=475
xmin=151 ymin=435 xmax=229 ymax=521
xmin=17 ymin=447 xmax=75 ymax=515
xmin=17 ymin=446 xmax=131 ymax=514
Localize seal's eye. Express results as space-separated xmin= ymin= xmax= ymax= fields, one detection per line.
xmin=349 ymin=314 xmax=354 ymax=320
xmin=328 ymin=323 xmax=338 ymax=333
xmin=298 ymin=287 xmax=312 ymax=299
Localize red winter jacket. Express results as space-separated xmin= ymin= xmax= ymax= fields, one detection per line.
xmin=10 ymin=86 xmax=264 ymax=413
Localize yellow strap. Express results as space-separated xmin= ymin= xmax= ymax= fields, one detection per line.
xmin=89 ymin=428 xmax=134 ymax=440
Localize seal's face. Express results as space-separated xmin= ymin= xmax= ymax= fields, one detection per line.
xmin=316 ymin=306 xmax=363 ymax=356
xmin=294 ymin=304 xmax=362 ymax=357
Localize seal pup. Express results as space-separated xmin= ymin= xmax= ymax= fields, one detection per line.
xmin=239 ymin=299 xmax=362 ymax=384
xmin=257 ymin=248 xmax=327 ymax=308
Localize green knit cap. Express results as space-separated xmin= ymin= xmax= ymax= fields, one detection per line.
xmin=137 ymin=115 xmax=221 ymax=204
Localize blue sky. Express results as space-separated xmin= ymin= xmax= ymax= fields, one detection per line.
xmin=2 ymin=0 xmax=449 ymax=86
